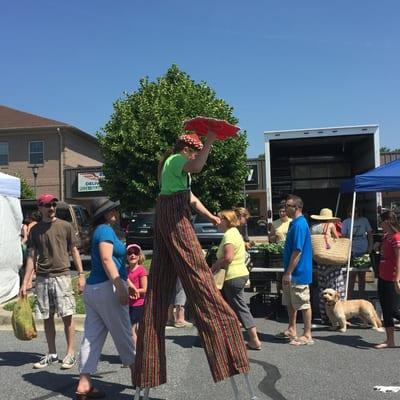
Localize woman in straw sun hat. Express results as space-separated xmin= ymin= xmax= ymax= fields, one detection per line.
xmin=310 ymin=208 xmax=345 ymax=324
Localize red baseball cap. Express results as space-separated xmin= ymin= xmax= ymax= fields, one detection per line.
xmin=37 ymin=193 xmax=58 ymax=206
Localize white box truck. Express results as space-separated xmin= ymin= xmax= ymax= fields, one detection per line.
xmin=264 ymin=124 xmax=381 ymax=228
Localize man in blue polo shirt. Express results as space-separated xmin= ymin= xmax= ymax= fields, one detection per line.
xmin=278 ymin=194 xmax=313 ymax=346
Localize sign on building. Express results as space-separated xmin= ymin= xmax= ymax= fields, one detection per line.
xmin=245 ymin=164 xmax=259 ymax=189
xmin=77 ymin=171 xmax=104 ymax=193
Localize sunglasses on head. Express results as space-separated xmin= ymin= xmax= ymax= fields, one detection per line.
xmin=127 ymin=247 xmax=140 ymax=256
xmin=42 ymin=202 xmax=58 ymax=208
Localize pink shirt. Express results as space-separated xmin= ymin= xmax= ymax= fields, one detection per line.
xmin=127 ymin=265 xmax=147 ymax=307
xmin=379 ymin=232 xmax=400 ymax=282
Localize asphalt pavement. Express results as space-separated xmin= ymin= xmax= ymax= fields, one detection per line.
xmin=4 ymin=252 xmax=400 ymax=399
xmin=1 ymin=310 xmax=399 ymax=400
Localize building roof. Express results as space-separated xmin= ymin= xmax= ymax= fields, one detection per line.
xmin=0 ymin=105 xmax=98 ymax=143
xmin=0 ymin=105 xmax=69 ymax=129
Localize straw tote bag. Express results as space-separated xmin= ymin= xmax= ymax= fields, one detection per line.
xmin=311 ymin=224 xmax=350 ymax=266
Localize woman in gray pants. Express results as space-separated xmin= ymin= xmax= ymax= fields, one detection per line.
xmin=75 ymin=198 xmax=135 ymax=399
xmin=212 ymin=209 xmax=262 ymax=350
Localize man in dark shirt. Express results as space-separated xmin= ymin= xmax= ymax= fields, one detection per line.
xmin=20 ymin=194 xmax=85 ymax=369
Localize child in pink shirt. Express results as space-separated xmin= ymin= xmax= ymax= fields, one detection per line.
xmin=126 ymin=244 xmax=148 ymax=347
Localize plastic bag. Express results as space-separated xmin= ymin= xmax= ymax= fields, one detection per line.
xmin=11 ymin=297 xmax=37 ymax=341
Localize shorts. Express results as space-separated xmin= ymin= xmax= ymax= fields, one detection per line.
xmin=282 ymin=284 xmax=311 ymax=311
xmin=34 ymin=275 xmax=76 ymax=319
xmin=129 ymin=305 xmax=144 ymax=325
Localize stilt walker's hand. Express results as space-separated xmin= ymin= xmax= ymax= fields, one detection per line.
xmin=206 ymin=130 xmax=218 ymax=143
xmin=210 ymin=215 xmax=221 ymax=226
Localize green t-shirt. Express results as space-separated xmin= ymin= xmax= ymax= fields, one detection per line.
xmin=160 ymin=154 xmax=190 ymax=195
xmin=217 ymin=227 xmax=248 ymax=281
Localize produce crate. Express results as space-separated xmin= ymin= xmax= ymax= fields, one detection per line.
xmin=249 ymin=293 xmax=280 ymax=319
xmin=248 ymin=248 xmax=268 ymax=268
xmin=268 ymin=253 xmax=283 ymax=268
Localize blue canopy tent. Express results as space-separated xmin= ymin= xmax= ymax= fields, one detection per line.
xmin=336 ymin=159 xmax=400 ymax=299
xmin=340 ymin=159 xmax=400 ymax=193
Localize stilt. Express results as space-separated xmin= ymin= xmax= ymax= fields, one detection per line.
xmin=229 ymin=376 xmax=240 ymax=400
xmin=134 ymin=387 xmax=150 ymax=400
xmin=134 ymin=387 xmax=141 ymax=400
xmin=244 ymin=373 xmax=258 ymax=400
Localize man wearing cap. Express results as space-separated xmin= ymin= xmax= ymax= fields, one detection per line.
xmin=20 ymin=194 xmax=85 ymax=370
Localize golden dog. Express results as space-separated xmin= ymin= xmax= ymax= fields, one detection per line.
xmin=322 ymin=288 xmax=383 ymax=332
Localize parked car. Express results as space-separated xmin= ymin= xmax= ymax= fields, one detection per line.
xmin=125 ymin=212 xmax=155 ymax=250
xmin=21 ymin=199 xmax=91 ymax=254
xmin=192 ymin=214 xmax=223 ymax=248
xmin=125 ymin=212 xmax=223 ymax=250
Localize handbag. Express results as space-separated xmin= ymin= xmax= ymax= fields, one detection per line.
xmin=311 ymin=224 xmax=350 ymax=266
xmin=213 ymin=268 xmax=226 ymax=290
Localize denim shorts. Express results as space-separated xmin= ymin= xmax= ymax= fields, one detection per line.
xmin=129 ymin=305 xmax=144 ymax=324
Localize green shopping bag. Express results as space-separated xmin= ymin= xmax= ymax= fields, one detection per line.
xmin=11 ymin=297 xmax=37 ymax=341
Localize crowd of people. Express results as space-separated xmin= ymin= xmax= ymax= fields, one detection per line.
xmin=18 ymin=128 xmax=400 ymax=399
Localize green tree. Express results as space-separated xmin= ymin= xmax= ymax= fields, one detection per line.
xmin=11 ymin=172 xmax=35 ymax=199
xmin=380 ymin=146 xmax=391 ymax=152
xmin=98 ymin=65 xmax=248 ymax=212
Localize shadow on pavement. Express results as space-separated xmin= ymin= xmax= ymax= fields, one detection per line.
xmin=0 ymin=351 xmax=41 ymax=366
xmin=99 ymin=353 xmax=122 ymax=365
xmin=315 ymin=334 xmax=372 ymax=349
xmin=165 ymin=334 xmax=200 ymax=349
xmin=22 ymin=371 xmax=164 ymax=400
xmin=249 ymin=358 xmax=287 ymax=400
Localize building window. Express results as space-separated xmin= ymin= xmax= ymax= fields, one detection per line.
xmin=29 ymin=141 xmax=44 ymax=165
xmin=0 ymin=142 xmax=8 ymax=166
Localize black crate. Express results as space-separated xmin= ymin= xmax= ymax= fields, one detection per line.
xmin=268 ymin=253 xmax=283 ymax=268
xmin=248 ymin=248 xmax=268 ymax=268
xmin=249 ymin=293 xmax=280 ymax=319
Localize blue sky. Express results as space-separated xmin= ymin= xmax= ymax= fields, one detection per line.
xmin=2 ymin=1 xmax=399 ymax=156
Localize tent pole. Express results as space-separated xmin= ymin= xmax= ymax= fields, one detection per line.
xmin=344 ymin=193 xmax=357 ymax=300
xmin=335 ymin=192 xmax=341 ymax=217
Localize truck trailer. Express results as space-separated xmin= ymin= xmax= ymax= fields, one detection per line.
xmin=263 ymin=124 xmax=381 ymax=228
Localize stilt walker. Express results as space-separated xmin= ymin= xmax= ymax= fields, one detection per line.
xmin=133 ymin=118 xmax=257 ymax=399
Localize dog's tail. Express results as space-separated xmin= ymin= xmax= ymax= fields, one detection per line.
xmin=371 ymin=306 xmax=383 ymax=329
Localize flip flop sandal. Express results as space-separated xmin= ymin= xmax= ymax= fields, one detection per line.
xmin=246 ymin=343 xmax=262 ymax=351
xmin=289 ymin=338 xmax=315 ymax=346
xmin=75 ymin=387 xmax=105 ymax=400
xmin=275 ymin=332 xmax=296 ymax=341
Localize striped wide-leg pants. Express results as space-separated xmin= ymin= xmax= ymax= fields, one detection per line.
xmin=133 ymin=191 xmax=249 ymax=388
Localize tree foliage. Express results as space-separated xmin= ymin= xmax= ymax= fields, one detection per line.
xmin=98 ymin=65 xmax=248 ymax=212
xmin=12 ymin=172 xmax=35 ymax=199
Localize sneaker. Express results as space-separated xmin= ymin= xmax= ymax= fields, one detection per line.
xmin=33 ymin=354 xmax=59 ymax=369
xmin=60 ymin=354 xmax=76 ymax=370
